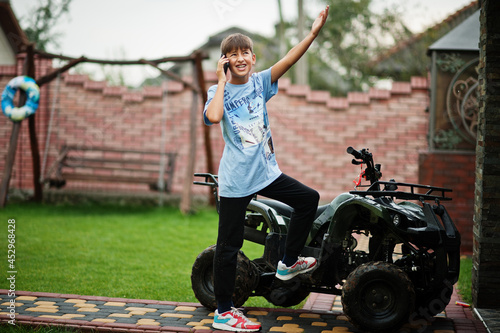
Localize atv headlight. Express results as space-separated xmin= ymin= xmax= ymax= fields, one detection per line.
xmin=393 ymin=214 xmax=401 ymax=226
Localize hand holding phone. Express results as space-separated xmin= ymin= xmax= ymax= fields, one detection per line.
xmin=221 ymin=54 xmax=229 ymax=74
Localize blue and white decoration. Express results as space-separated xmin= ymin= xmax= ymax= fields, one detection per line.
xmin=1 ymin=76 xmax=40 ymax=122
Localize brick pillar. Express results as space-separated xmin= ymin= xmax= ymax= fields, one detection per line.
xmin=472 ymin=0 xmax=500 ymax=309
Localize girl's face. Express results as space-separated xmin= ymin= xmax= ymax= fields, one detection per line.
xmin=226 ymin=47 xmax=256 ymax=84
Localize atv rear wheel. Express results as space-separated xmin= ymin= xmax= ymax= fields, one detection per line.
xmin=191 ymin=245 xmax=258 ymax=311
xmin=342 ymin=261 xmax=415 ymax=332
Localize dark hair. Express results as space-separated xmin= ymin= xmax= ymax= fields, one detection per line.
xmin=220 ymin=33 xmax=254 ymax=55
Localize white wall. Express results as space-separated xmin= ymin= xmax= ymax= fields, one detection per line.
xmin=0 ymin=28 xmax=16 ymax=65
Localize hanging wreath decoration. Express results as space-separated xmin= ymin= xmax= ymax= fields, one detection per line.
xmin=1 ymin=76 xmax=40 ymax=122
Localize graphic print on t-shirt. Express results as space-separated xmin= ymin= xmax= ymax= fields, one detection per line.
xmin=225 ymin=87 xmax=270 ymax=150
xmin=264 ymin=137 xmax=274 ymax=160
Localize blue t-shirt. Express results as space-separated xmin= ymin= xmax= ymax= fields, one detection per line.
xmin=203 ymin=68 xmax=282 ymax=197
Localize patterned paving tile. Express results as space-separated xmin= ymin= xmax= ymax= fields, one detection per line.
xmin=0 ymin=289 xmax=488 ymax=333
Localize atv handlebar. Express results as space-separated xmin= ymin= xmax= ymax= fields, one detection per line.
xmin=347 ymin=147 xmax=452 ymax=202
xmin=347 ymin=146 xmax=382 ymax=185
xmin=347 ymin=146 xmax=363 ymax=160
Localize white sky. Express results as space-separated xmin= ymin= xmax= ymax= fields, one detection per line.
xmin=10 ymin=0 xmax=475 ymax=86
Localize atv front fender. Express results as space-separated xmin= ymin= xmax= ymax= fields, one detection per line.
xmin=326 ymin=193 xmax=392 ymax=245
xmin=247 ymin=200 xmax=288 ymax=233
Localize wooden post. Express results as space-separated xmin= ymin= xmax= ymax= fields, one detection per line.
xmin=0 ymin=123 xmax=22 ymax=208
xmin=0 ymin=45 xmax=38 ymax=207
xmin=194 ymin=51 xmax=212 ymax=173
xmin=180 ymin=55 xmax=200 ymax=214
xmin=26 ymin=44 xmax=43 ymax=202
xmin=193 ymin=50 xmax=216 ymax=206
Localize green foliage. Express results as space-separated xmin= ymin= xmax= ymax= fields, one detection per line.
xmin=20 ymin=0 xmax=72 ymax=51
xmin=269 ymin=1 xmax=412 ymax=95
xmin=311 ymin=0 xmax=412 ymax=95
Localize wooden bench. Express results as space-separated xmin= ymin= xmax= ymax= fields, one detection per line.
xmin=45 ymin=145 xmax=177 ymax=192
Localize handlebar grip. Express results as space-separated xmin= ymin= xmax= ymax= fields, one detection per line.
xmin=347 ymin=146 xmax=363 ymax=159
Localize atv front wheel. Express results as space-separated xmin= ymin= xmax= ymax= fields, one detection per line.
xmin=411 ymin=247 xmax=455 ymax=318
xmin=414 ymin=281 xmax=453 ymax=318
xmin=191 ymin=245 xmax=258 ymax=311
xmin=342 ymin=261 xmax=415 ymax=332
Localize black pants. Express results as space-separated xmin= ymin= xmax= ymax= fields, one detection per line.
xmin=213 ymin=173 xmax=320 ymax=303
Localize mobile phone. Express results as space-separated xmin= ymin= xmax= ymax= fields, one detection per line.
xmin=221 ymin=54 xmax=229 ymax=74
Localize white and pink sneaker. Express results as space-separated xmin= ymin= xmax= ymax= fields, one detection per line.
xmin=275 ymin=257 xmax=317 ymax=281
xmin=213 ymin=307 xmax=261 ymax=332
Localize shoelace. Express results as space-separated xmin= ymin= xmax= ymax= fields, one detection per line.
xmin=229 ymin=307 xmax=246 ymax=318
xmin=229 ymin=307 xmax=257 ymax=328
xmin=296 ymin=257 xmax=309 ymax=267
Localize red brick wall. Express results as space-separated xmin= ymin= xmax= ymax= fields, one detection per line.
xmin=419 ymin=151 xmax=475 ymax=253
xmin=1 ymin=58 xmax=474 ymax=252
xmin=266 ymin=77 xmax=430 ymax=199
xmin=1 ymin=56 xmax=53 ymax=194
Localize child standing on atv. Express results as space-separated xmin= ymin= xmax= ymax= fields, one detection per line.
xmin=203 ymin=6 xmax=329 ymax=332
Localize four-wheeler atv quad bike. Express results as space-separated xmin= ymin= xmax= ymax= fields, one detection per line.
xmin=191 ymin=146 xmax=461 ymax=332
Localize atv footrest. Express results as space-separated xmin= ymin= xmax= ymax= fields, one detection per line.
xmin=302 ymin=246 xmax=321 ymax=259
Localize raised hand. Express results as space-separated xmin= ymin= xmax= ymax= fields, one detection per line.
xmin=311 ymin=5 xmax=329 ymax=37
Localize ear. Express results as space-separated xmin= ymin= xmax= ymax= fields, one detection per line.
xmin=252 ymin=53 xmax=256 ymax=65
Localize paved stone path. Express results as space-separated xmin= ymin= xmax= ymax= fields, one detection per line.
xmin=0 ymin=288 xmax=489 ymax=332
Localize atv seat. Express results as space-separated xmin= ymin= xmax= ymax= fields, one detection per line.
xmin=256 ymin=199 xmax=329 ymax=219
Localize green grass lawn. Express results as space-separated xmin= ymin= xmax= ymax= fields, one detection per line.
xmin=0 ymin=325 xmax=79 ymax=333
xmin=457 ymin=256 xmax=472 ymax=305
xmin=0 ymin=202 xmax=270 ymax=308
xmin=0 ymin=202 xmax=473 ymax=310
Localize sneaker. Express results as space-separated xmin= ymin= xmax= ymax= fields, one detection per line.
xmin=212 ymin=307 xmax=261 ymax=332
xmin=275 ymin=257 xmax=317 ymax=281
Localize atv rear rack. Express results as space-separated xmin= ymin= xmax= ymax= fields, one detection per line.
xmin=194 ymin=173 xmax=220 ymax=213
xmin=350 ymin=181 xmax=452 ymax=201
xmin=194 ymin=173 xmax=219 ymax=187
